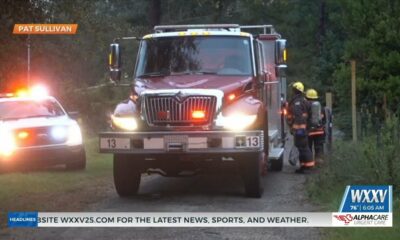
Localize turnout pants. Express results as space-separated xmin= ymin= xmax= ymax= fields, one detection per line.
xmin=294 ymin=134 xmax=314 ymax=169
xmin=308 ymin=133 xmax=325 ymax=160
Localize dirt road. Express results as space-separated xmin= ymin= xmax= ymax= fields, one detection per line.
xmin=5 ymin=144 xmax=321 ymax=240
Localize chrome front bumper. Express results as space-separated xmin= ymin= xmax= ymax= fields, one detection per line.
xmin=99 ymin=130 xmax=264 ymax=154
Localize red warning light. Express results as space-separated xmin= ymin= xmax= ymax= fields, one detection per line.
xmin=228 ymin=93 xmax=236 ymax=101
xmin=17 ymin=131 xmax=29 ymax=139
xmin=192 ymin=110 xmax=206 ymax=119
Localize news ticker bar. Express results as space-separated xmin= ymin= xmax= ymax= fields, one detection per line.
xmin=8 ymin=212 xmax=393 ymax=228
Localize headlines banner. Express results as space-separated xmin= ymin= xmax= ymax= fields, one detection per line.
xmin=7 ymin=212 xmax=392 ymax=228
xmin=7 ymin=185 xmax=393 ymax=228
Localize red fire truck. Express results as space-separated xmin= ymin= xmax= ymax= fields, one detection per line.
xmin=100 ymin=24 xmax=287 ymax=198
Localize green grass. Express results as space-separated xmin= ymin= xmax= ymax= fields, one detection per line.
xmin=0 ymin=137 xmax=113 ymax=212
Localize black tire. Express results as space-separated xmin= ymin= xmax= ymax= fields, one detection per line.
xmin=66 ymin=149 xmax=86 ymax=170
xmin=240 ymin=152 xmax=264 ymax=198
xmin=113 ymin=154 xmax=142 ymax=197
xmin=269 ymin=154 xmax=284 ymax=171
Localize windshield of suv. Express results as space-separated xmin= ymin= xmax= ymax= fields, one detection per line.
xmin=0 ymin=99 xmax=65 ymax=120
xmin=136 ymin=36 xmax=253 ymax=77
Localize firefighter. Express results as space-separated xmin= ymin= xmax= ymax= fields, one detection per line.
xmin=305 ymin=89 xmax=325 ymax=165
xmin=287 ymin=82 xmax=314 ymax=173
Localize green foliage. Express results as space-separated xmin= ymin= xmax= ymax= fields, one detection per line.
xmin=317 ymin=0 xmax=400 ymax=137
xmin=57 ymin=84 xmax=131 ymax=135
xmin=313 ymin=116 xmax=400 ymax=189
xmin=308 ymin=116 xmax=400 ymax=239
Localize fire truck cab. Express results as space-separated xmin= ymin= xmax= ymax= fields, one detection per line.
xmin=100 ymin=24 xmax=287 ymax=198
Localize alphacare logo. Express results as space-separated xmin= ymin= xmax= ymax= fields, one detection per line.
xmin=333 ymin=214 xmax=353 ymax=224
xmin=351 ymin=189 xmax=387 ymax=203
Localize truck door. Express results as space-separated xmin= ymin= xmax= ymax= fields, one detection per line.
xmin=259 ymin=39 xmax=280 ymax=135
xmin=254 ymin=40 xmax=265 ymax=102
xmin=258 ymin=35 xmax=287 ymax=147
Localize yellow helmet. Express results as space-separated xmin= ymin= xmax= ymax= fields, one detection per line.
xmin=306 ymin=89 xmax=318 ymax=99
xmin=292 ymin=82 xmax=304 ymax=93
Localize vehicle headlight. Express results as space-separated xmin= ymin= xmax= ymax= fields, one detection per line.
xmin=66 ymin=124 xmax=83 ymax=146
xmin=0 ymin=128 xmax=17 ymax=156
xmin=51 ymin=125 xmax=82 ymax=146
xmin=51 ymin=126 xmax=68 ymax=141
xmin=216 ymin=113 xmax=257 ymax=131
xmin=111 ymin=115 xmax=138 ymax=131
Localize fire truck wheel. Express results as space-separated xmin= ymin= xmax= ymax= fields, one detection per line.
xmin=240 ymin=152 xmax=264 ymax=198
xmin=113 ymin=154 xmax=141 ymax=197
xmin=66 ymin=149 xmax=87 ymax=170
xmin=269 ymin=154 xmax=284 ymax=171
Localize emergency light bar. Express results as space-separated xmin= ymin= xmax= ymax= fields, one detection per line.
xmin=0 ymin=85 xmax=49 ymax=99
xmin=154 ymin=24 xmax=279 ymax=35
xmin=154 ymin=24 xmax=240 ymax=33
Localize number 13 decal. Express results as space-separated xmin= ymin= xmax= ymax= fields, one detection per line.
xmin=107 ymin=138 xmax=116 ymax=148
xmin=246 ymin=136 xmax=259 ymax=147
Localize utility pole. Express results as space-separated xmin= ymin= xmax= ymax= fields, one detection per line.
xmin=27 ymin=34 xmax=31 ymax=87
xmin=325 ymin=92 xmax=332 ymax=110
xmin=326 ymin=91 xmax=333 ymax=150
xmin=351 ymin=60 xmax=357 ymax=142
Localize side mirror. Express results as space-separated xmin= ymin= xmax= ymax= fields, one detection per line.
xmin=276 ymin=64 xmax=287 ymax=77
xmin=275 ymin=39 xmax=287 ymax=65
xmin=109 ymin=43 xmax=121 ymax=82
xmin=68 ymin=111 xmax=80 ymax=120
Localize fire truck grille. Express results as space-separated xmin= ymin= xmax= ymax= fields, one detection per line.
xmin=145 ymin=95 xmax=217 ymax=126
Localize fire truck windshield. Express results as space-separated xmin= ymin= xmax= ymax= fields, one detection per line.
xmin=0 ymin=99 xmax=65 ymax=120
xmin=136 ymin=36 xmax=253 ymax=77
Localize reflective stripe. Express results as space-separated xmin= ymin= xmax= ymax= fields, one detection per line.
xmin=301 ymin=161 xmax=315 ymax=167
xmin=308 ymin=131 xmax=324 ymax=136
xmin=292 ymin=124 xmax=306 ymax=129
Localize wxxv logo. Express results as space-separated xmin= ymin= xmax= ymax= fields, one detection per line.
xmin=340 ymin=185 xmax=392 ymax=212
xmin=332 ymin=185 xmax=393 ymax=227
xmin=351 ymin=189 xmax=387 ymax=204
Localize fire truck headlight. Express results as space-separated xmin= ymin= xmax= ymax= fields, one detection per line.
xmin=0 ymin=129 xmax=17 ymax=156
xmin=111 ymin=115 xmax=138 ymax=131
xmin=217 ymin=113 xmax=257 ymax=131
xmin=66 ymin=124 xmax=83 ymax=146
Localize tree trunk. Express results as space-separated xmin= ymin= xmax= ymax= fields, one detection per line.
xmin=318 ymin=0 xmax=326 ymax=52
xmin=149 ymin=0 xmax=162 ymax=27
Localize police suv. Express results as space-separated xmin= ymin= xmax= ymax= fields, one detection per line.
xmin=0 ymin=87 xmax=86 ymax=171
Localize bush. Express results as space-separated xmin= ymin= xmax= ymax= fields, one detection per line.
xmin=57 ymin=83 xmax=131 ymax=136
xmin=312 ymin=116 xmax=400 ymax=190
